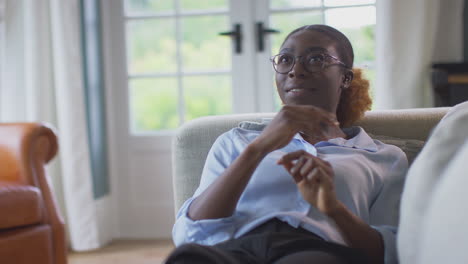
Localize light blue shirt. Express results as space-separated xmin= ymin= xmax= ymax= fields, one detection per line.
xmin=173 ymin=125 xmax=408 ymax=264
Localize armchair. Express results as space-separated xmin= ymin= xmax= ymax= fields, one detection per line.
xmin=0 ymin=123 xmax=67 ymax=264
xmin=172 ymin=107 xmax=449 ymax=212
xmin=171 ymin=107 xmax=452 ymax=263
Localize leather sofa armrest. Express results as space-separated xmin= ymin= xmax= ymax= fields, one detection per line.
xmin=0 ymin=123 xmax=66 ymax=264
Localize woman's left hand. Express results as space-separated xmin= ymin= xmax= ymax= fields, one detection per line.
xmin=277 ymin=150 xmax=341 ymax=216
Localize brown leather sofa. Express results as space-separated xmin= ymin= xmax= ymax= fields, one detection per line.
xmin=0 ymin=123 xmax=67 ymax=264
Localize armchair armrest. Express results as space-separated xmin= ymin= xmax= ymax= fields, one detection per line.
xmin=0 ymin=123 xmax=67 ymax=264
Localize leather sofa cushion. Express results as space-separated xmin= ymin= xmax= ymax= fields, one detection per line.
xmin=0 ymin=225 xmax=53 ymax=264
xmin=0 ymin=182 xmax=43 ymax=229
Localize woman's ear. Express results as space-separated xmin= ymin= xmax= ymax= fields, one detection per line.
xmin=341 ymin=70 xmax=354 ymax=89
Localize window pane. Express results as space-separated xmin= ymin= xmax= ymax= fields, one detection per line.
xmin=325 ymin=7 xmax=376 ymax=66
xmin=269 ymin=11 xmax=322 ymax=55
xmin=180 ymin=0 xmax=227 ymax=10
xmin=325 ymin=6 xmax=376 ymax=28
xmin=324 ymin=0 xmax=375 ymax=7
xmin=182 ymin=16 xmax=230 ymax=72
xmin=183 ymin=75 xmax=231 ymax=121
xmin=338 ymin=25 xmax=375 ymax=67
xmin=124 ymin=0 xmax=174 ymax=15
xmin=362 ymin=68 xmax=375 ymax=103
xmin=130 ymin=78 xmax=178 ymax=132
xmin=270 ymin=0 xmax=321 ymax=9
xmin=126 ymin=19 xmax=176 ymax=74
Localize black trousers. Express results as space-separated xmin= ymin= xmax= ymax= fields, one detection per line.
xmin=164 ymin=218 xmax=369 ymax=264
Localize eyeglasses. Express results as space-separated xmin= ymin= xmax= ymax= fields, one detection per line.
xmin=270 ymin=53 xmax=349 ymax=74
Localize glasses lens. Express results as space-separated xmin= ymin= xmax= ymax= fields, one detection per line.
xmin=273 ymin=54 xmax=294 ymax=73
xmin=305 ymin=54 xmax=325 ymax=72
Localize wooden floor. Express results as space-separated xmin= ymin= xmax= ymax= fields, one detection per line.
xmin=68 ymin=240 xmax=175 ymax=264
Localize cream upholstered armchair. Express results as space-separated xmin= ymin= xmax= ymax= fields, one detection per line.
xmin=0 ymin=123 xmax=67 ymax=264
xmin=172 ymin=107 xmax=465 ymax=263
xmin=172 ymin=107 xmax=449 ymax=212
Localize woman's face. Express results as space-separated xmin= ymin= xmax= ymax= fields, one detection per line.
xmin=275 ymin=30 xmax=348 ymax=114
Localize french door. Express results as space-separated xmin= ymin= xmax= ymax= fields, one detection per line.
xmin=101 ymin=0 xmax=376 ymax=238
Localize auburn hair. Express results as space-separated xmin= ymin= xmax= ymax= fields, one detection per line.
xmin=336 ymin=68 xmax=372 ymax=127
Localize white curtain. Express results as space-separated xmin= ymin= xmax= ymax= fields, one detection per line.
xmin=375 ymin=0 xmax=465 ymax=109
xmin=0 ymin=0 xmax=4 ymax=94
xmin=1 ymin=0 xmax=101 ymax=251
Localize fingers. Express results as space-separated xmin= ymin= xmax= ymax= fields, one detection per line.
xmin=300 ymin=158 xmax=314 ymax=177
xmin=277 ymin=150 xmax=307 ymax=165
xmin=314 ymin=159 xmax=333 ymax=179
xmin=282 ymin=151 xmax=308 ymax=183
xmin=306 ymin=167 xmax=332 ymax=185
xmin=278 ymin=151 xmax=334 ymax=184
xmin=275 ymin=105 xmax=343 ymax=145
xmin=300 ymin=166 xmax=334 ymax=205
xmin=290 ymin=155 xmax=307 ymax=175
xmin=307 ymin=167 xmax=319 ymax=181
xmin=277 ymin=150 xmax=312 ymax=183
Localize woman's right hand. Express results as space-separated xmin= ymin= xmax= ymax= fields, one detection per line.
xmin=251 ymin=105 xmax=342 ymax=153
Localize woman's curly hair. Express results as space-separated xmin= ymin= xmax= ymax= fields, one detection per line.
xmin=336 ymin=68 xmax=372 ymax=127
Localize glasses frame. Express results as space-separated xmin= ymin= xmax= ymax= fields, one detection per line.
xmin=270 ymin=53 xmax=349 ymax=74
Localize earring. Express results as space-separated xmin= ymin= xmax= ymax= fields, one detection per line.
xmin=341 ymin=80 xmax=349 ymax=89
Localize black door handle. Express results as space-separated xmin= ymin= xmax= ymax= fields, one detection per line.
xmin=256 ymin=22 xmax=280 ymax=52
xmin=219 ymin=24 xmax=242 ymax=54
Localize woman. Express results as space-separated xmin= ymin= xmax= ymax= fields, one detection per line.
xmin=165 ymin=25 xmax=407 ymax=264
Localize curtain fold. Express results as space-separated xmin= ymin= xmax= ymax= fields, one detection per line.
xmin=375 ymin=0 xmax=465 ymax=109
xmin=1 ymin=0 xmax=101 ymax=251
xmin=0 ymin=0 xmax=4 ymax=95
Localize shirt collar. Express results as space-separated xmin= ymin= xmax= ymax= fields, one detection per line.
xmin=239 ymin=120 xmax=377 ymax=152
xmin=318 ymin=126 xmax=378 ymax=152
xmin=293 ymin=126 xmax=377 ymax=152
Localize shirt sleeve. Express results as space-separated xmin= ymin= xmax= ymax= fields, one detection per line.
xmin=172 ymin=129 xmax=245 ymax=246
xmin=372 ymin=225 xmax=398 ymax=264
xmin=369 ymin=144 xmax=409 ymax=264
